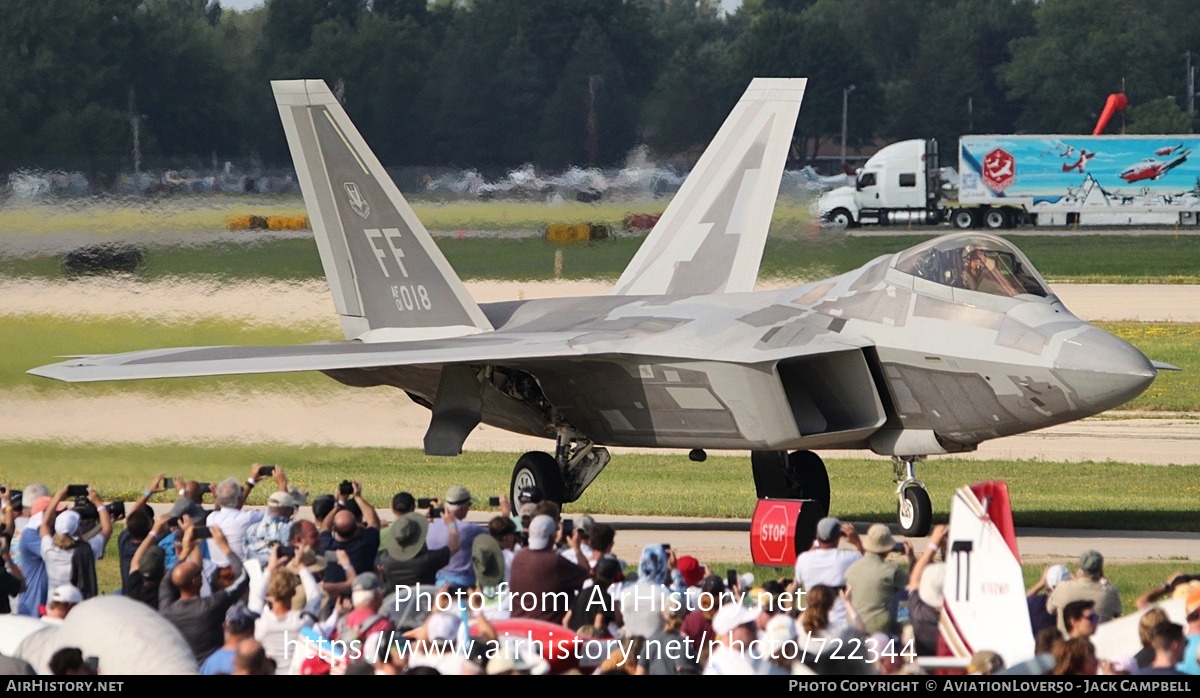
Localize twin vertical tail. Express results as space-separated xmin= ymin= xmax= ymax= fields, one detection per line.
xmin=612 ymin=78 xmax=807 ymax=296
xmin=272 ymin=80 xmax=493 ymax=342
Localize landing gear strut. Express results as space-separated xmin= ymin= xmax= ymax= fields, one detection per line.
xmin=751 ymin=450 xmax=831 ymax=515
xmin=893 ymin=455 xmax=932 ymax=536
xmin=509 ymin=428 xmax=610 ymax=511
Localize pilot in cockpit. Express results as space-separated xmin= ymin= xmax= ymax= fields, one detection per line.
xmin=958 ymin=247 xmax=989 ymax=291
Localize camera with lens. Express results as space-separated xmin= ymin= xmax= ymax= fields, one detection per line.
xmin=339 ymin=480 xmax=354 ymax=497
xmin=105 ymin=501 xmax=126 ymax=520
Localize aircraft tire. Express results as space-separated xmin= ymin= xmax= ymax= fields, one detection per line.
xmin=898 ymin=486 xmax=932 ymax=536
xmin=511 ymin=451 xmax=564 ymax=510
xmin=788 ymin=450 xmax=831 ymax=509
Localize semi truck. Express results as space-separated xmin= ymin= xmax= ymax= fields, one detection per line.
xmin=817 ymin=135 xmax=1200 ymax=228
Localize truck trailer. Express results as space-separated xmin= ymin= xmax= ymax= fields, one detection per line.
xmin=818 ymin=135 xmax=1200 ymax=229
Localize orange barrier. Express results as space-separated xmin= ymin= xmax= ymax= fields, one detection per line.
xmin=227 ymin=215 xmax=309 ymax=231
xmin=544 ymin=223 xmax=609 ymax=243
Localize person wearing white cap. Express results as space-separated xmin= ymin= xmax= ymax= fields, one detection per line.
xmin=38 ymin=484 xmax=112 ymax=599
xmin=508 ymin=515 xmax=590 ymax=625
xmin=702 ymin=598 xmax=764 ymax=675
xmin=243 ymin=488 xmax=299 ymax=566
xmin=1027 ymin=562 xmax=1072 ymax=638
xmin=793 ymin=517 xmax=864 ymax=632
xmin=42 ymin=584 xmax=83 ymax=623
xmin=905 ymin=523 xmax=948 ymax=656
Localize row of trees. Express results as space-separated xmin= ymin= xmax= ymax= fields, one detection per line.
xmin=2 ymin=0 xmax=1199 ymax=175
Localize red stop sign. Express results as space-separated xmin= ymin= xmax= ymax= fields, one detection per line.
xmin=751 ymin=500 xmax=799 ymax=566
xmin=982 ymin=147 xmax=1015 ymax=193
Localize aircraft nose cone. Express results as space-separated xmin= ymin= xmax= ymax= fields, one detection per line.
xmin=1055 ymin=327 xmax=1156 ymax=412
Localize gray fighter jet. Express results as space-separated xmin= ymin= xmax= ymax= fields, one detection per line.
xmin=29 ymin=78 xmax=1163 ymax=538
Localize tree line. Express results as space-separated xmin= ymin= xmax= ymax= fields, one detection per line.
xmin=1 ymin=0 xmax=1197 ymax=177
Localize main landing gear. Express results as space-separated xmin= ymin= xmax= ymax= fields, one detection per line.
xmin=508 ymin=428 xmax=610 ymax=513
xmin=893 ymin=455 xmax=932 ymax=536
xmin=749 ymin=450 xmax=934 ymax=537
xmin=750 ymin=450 xmax=831 ymax=517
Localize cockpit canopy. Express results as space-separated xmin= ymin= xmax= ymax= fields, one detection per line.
xmin=893 ymin=233 xmax=1050 ymax=298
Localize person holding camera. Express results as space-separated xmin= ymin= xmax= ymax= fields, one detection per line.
xmin=168 ymin=478 xmax=212 ymax=524
xmin=38 ymin=484 xmax=112 ymax=600
xmin=159 ymin=522 xmax=250 ymax=664
xmin=0 ymin=531 xmax=26 ymax=614
xmin=425 ymin=486 xmax=487 ymax=592
xmin=319 ymin=481 xmax=381 ymax=581
xmin=842 ymin=523 xmax=914 ymax=636
xmin=244 ymin=490 xmax=299 ymax=567
xmin=207 ymin=464 xmax=280 ymax=567
xmin=126 ymin=513 xmax=171 ymax=609
xmin=379 ymin=507 xmax=462 ymax=588
xmin=116 ymin=471 xmax=172 ymax=589
xmin=15 ymin=483 xmax=51 ymax=617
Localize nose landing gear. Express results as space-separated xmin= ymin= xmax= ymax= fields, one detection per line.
xmin=893 ymin=455 xmax=932 ymax=536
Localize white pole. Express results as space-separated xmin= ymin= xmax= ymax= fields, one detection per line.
xmin=841 ymin=85 xmax=856 ymax=167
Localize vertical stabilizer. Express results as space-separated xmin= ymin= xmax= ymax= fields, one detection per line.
xmin=273 ymin=80 xmax=493 ymax=341
xmin=612 ymin=77 xmax=806 ymax=296
xmin=939 ymin=481 xmax=1034 ymax=668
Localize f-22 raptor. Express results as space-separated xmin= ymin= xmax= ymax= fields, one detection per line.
xmin=29 ymin=78 xmax=1163 ymax=546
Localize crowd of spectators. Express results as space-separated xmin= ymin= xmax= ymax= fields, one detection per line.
xmin=1 ymin=472 xmax=1197 ymax=676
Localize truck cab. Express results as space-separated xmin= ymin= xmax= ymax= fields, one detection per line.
xmin=817 ymin=138 xmax=941 ymax=227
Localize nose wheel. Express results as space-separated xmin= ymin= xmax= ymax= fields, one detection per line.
xmin=893 ymin=456 xmax=932 ymax=536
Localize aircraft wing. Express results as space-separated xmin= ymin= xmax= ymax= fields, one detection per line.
xmin=27 ymin=311 xmax=869 ymax=383
xmin=25 ymin=335 xmax=583 ymax=383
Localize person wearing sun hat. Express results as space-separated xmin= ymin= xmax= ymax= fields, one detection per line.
xmin=378 ymin=509 xmax=460 ymax=587
xmin=793 ymin=516 xmax=864 ymax=632
xmin=842 ymin=523 xmax=913 ymax=635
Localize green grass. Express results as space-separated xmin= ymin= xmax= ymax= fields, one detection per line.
xmin=5 ymin=229 xmax=1200 ymax=283
xmin=2 ymin=443 xmax=1196 ymax=529
xmin=2 ymin=314 xmax=337 ymax=395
